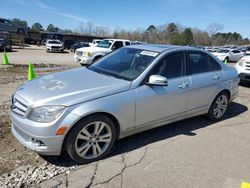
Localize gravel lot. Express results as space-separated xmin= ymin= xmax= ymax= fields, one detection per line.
xmin=0 ymin=47 xmax=249 ymax=188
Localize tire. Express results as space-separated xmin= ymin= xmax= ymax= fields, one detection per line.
xmin=224 ymin=57 xmax=229 ymax=62
xmin=207 ymin=92 xmax=229 ymax=120
xmin=65 ymin=114 xmax=116 ymax=164
xmin=17 ymin=28 xmax=25 ymax=35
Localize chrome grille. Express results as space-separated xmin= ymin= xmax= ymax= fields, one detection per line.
xmin=245 ymin=62 xmax=250 ymax=70
xmin=76 ymin=51 xmax=83 ymax=56
xmin=11 ymin=95 xmax=28 ymax=117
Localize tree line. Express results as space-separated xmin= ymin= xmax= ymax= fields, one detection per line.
xmin=10 ymin=18 xmax=249 ymax=46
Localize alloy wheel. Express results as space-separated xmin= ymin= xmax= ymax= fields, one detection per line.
xmin=213 ymin=95 xmax=228 ymax=118
xmin=75 ymin=121 xmax=112 ymax=159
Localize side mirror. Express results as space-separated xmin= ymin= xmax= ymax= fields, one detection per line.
xmin=147 ymin=75 xmax=168 ymax=86
xmin=111 ymin=46 xmax=116 ymax=50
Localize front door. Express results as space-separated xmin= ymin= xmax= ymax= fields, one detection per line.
xmin=135 ymin=52 xmax=191 ymax=127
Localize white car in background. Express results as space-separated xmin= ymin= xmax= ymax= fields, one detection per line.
xmin=89 ymin=39 xmax=102 ymax=47
xmin=74 ymin=39 xmax=131 ymax=65
xmin=46 ymin=40 xmax=64 ymax=52
xmin=245 ymin=46 xmax=250 ymax=55
xmin=212 ymin=49 xmax=244 ymax=62
xmin=235 ymin=55 xmax=250 ymax=83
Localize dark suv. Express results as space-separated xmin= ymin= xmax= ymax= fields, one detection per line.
xmin=0 ymin=18 xmax=26 ymax=34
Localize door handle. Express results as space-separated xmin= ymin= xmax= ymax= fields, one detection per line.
xmin=178 ymin=81 xmax=189 ymax=89
xmin=212 ymin=74 xmax=220 ymax=80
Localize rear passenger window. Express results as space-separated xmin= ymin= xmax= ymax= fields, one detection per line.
xmin=151 ymin=52 xmax=184 ymax=79
xmin=187 ymin=52 xmax=209 ymax=75
xmin=125 ymin=42 xmax=130 ymax=46
xmin=209 ymin=56 xmax=221 ymax=71
xmin=232 ymin=50 xmax=240 ymax=53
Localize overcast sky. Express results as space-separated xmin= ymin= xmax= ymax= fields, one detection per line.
xmin=1 ymin=0 xmax=250 ymax=37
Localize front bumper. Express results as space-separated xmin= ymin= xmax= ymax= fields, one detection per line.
xmin=238 ymin=73 xmax=250 ymax=82
xmin=46 ymin=46 xmax=64 ymax=52
xmin=74 ymin=55 xmax=93 ymax=65
xmin=235 ymin=64 xmax=250 ymax=82
xmin=10 ymin=110 xmax=80 ymax=156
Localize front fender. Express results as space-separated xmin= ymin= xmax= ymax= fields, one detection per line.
xmin=65 ymin=89 xmax=136 ymax=137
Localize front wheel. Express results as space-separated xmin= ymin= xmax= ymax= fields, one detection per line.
xmin=65 ymin=114 xmax=116 ymax=164
xmin=207 ymin=92 xmax=229 ymax=120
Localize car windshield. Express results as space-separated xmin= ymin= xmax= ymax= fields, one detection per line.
xmin=48 ymin=41 xmax=61 ymax=44
xmin=88 ymin=48 xmax=159 ymax=81
xmin=97 ymin=40 xmax=113 ymax=48
xmin=217 ymin=49 xmax=229 ymax=53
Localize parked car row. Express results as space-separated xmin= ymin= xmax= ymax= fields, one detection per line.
xmin=204 ymin=46 xmax=250 ymax=83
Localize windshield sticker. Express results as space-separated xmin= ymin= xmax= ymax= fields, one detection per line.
xmin=140 ymin=51 xmax=159 ymax=57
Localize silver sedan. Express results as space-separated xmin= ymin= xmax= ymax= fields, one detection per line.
xmin=10 ymin=45 xmax=239 ymax=164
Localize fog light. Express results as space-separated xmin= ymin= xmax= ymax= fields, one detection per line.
xmin=31 ymin=138 xmax=45 ymax=146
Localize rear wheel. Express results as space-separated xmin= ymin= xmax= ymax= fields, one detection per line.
xmin=65 ymin=114 xmax=116 ymax=164
xmin=207 ymin=92 xmax=229 ymax=120
xmin=17 ymin=28 xmax=25 ymax=35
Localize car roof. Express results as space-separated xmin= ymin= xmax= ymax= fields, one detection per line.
xmin=126 ymin=44 xmax=191 ymax=53
xmin=105 ymin=39 xmax=130 ymax=42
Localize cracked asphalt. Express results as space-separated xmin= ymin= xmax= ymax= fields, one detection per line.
xmin=39 ymin=82 xmax=250 ymax=188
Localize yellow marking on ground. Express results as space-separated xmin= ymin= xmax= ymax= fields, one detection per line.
xmin=241 ymin=182 xmax=250 ymax=188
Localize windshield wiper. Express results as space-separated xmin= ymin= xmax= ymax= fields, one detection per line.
xmin=89 ymin=67 xmax=130 ymax=81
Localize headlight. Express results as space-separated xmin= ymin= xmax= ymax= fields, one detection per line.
xmin=238 ymin=59 xmax=244 ymax=66
xmin=27 ymin=106 xmax=65 ymax=123
xmin=83 ymin=52 xmax=91 ymax=57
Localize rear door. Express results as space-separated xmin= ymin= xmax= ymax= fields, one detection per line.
xmin=231 ymin=50 xmax=243 ymax=61
xmin=186 ymin=51 xmax=223 ymax=114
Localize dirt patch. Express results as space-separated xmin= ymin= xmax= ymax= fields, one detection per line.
xmin=0 ymin=64 xmax=70 ymax=175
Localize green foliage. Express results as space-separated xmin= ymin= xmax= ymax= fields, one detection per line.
xmin=61 ymin=29 xmax=74 ymax=34
xmin=181 ymin=28 xmax=194 ymax=45
xmin=11 ymin=18 xmax=28 ymax=29
xmin=212 ymin=32 xmax=246 ymax=45
xmin=30 ymin=22 xmax=43 ymax=32
xmin=46 ymin=24 xmax=59 ymax=32
xmin=147 ymin=25 xmax=157 ymax=33
xmin=167 ymin=23 xmax=178 ymax=34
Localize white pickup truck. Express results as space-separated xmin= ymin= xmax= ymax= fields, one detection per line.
xmin=74 ymin=39 xmax=131 ymax=65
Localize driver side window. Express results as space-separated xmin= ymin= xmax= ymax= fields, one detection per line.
xmin=112 ymin=41 xmax=123 ymax=50
xmin=150 ymin=52 xmax=185 ymax=79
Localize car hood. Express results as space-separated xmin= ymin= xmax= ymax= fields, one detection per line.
xmin=241 ymin=55 xmax=250 ymax=61
xmin=212 ymin=52 xmax=227 ymax=56
xmin=47 ymin=44 xmax=63 ymax=47
xmin=14 ymin=67 xmax=131 ymax=107
xmin=76 ymin=46 xmax=111 ymax=54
